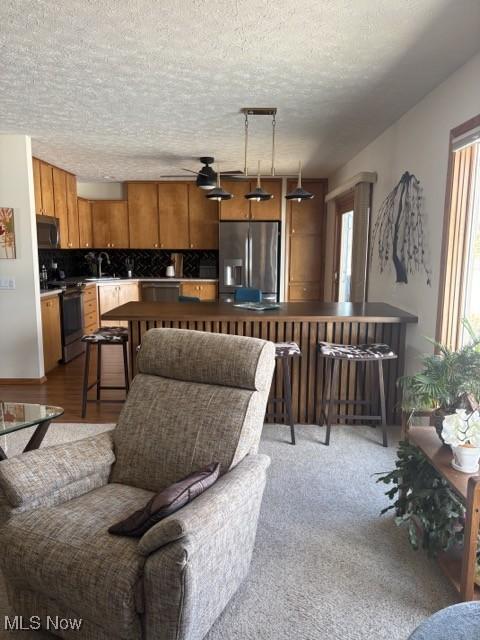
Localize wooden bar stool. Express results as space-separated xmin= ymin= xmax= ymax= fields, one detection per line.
xmin=81 ymin=326 xmax=130 ymax=418
xmin=318 ymin=341 xmax=398 ymax=447
xmin=266 ymin=342 xmax=301 ymax=445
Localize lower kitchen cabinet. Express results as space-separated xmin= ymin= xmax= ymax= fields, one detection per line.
xmin=98 ymin=282 xmax=139 ymax=327
xmin=41 ymin=296 xmax=62 ymax=373
xmin=180 ymin=281 xmax=217 ymax=301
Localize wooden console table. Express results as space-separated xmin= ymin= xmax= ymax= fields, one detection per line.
xmin=408 ymin=427 xmax=480 ymax=601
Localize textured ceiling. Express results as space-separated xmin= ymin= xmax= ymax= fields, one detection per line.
xmin=1 ymin=0 xmax=480 ymax=181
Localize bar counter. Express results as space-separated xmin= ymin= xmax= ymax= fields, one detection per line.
xmin=103 ymin=301 xmax=417 ymax=425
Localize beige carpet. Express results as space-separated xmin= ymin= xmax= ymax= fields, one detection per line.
xmin=0 ymin=422 xmax=455 ymax=640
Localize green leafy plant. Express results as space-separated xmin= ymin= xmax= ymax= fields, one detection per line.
xmin=376 ymin=441 xmax=465 ymax=556
xmin=399 ymin=322 xmax=480 ymax=413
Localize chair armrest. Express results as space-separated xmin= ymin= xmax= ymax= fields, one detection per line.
xmin=138 ymin=453 xmax=270 ymax=556
xmin=0 ymin=431 xmax=115 ymax=509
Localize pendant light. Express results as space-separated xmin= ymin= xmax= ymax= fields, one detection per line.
xmin=205 ymin=164 xmax=233 ymax=201
xmin=285 ymin=162 xmax=314 ymax=202
xmin=245 ymin=161 xmax=273 ymax=202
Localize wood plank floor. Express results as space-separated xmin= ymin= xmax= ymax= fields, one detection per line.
xmin=0 ymin=346 xmax=127 ymax=423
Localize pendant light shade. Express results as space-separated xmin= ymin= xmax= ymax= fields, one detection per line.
xmin=245 ymin=161 xmax=273 ymax=202
xmin=205 ymin=164 xmax=233 ymax=201
xmin=285 ymin=162 xmax=314 ymax=202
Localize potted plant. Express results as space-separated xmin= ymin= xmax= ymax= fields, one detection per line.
xmin=442 ymin=409 xmax=480 ymax=473
xmin=400 ymin=322 xmax=480 ymax=442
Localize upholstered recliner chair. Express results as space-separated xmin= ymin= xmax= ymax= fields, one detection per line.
xmin=0 ymin=329 xmax=275 ymax=640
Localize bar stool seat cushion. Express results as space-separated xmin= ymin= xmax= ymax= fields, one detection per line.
xmin=318 ymin=341 xmax=397 ymax=360
xmin=274 ymin=342 xmax=301 ymax=357
xmin=82 ymin=327 xmax=129 ymax=344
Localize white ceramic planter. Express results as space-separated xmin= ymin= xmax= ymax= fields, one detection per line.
xmin=451 ymin=445 xmax=480 ymax=473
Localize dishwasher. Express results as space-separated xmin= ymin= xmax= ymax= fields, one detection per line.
xmin=140 ymin=281 xmax=180 ymax=302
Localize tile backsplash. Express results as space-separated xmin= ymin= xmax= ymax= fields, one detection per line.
xmin=38 ymin=249 xmax=218 ymax=279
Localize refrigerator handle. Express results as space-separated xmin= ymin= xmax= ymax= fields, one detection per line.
xmin=248 ymin=228 xmax=253 ymax=288
xmin=245 ymin=232 xmax=250 ymax=287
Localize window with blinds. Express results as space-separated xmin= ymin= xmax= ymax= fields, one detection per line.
xmin=437 ymin=116 xmax=480 ymax=349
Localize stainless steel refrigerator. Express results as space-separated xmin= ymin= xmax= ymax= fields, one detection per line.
xmin=219 ymin=221 xmax=279 ymax=302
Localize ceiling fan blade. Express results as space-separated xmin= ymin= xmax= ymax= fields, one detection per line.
xmin=179 ymin=167 xmax=201 ymax=175
xmin=220 ymin=170 xmax=244 ymax=175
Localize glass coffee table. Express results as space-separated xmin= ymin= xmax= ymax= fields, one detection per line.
xmin=0 ymin=402 xmax=64 ymax=460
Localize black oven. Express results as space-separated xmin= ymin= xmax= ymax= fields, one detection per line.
xmin=59 ymin=288 xmax=85 ymax=362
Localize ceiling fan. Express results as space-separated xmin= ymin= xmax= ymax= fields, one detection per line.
xmin=160 ymin=157 xmax=244 ymax=190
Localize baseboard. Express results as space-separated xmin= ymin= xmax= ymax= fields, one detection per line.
xmin=0 ymin=376 xmax=47 ymax=385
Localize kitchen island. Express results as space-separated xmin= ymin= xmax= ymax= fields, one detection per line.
xmin=102 ymin=301 xmax=417 ymax=425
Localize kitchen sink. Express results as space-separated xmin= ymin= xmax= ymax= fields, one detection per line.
xmin=84 ymin=276 xmax=120 ymax=281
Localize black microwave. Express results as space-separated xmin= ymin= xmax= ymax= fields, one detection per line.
xmin=36 ymin=214 xmax=60 ymax=249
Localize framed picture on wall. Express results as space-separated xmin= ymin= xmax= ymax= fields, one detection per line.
xmin=0 ymin=207 xmax=16 ymax=259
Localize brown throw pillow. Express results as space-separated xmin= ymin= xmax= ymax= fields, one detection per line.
xmin=108 ymin=462 xmax=220 ymax=537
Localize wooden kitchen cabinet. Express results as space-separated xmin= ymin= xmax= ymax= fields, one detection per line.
xmin=66 ymin=172 xmax=79 ymax=248
xmin=219 ymin=181 xmax=251 ymax=220
xmin=83 ymin=284 xmax=98 ymax=334
xmin=98 ymin=282 xmax=139 ymax=327
xmin=39 ymin=162 xmax=55 ymax=217
xmin=52 ymin=167 xmax=69 ymax=248
xmin=41 ymin=295 xmax=62 ymax=373
xmin=78 ymin=198 xmax=93 ymax=248
xmin=250 ymin=179 xmax=282 ymax=220
xmin=158 ymin=182 xmax=189 ymax=249
xmin=286 ymin=179 xmax=327 ymax=301
xmin=180 ymin=281 xmax=217 ymax=301
xmin=188 ymin=184 xmax=219 ymax=249
xmin=32 ymin=157 xmax=43 ymax=215
xmin=219 ymin=179 xmax=282 ymax=221
xmin=34 ymin=157 xmax=79 ymax=247
xmin=127 ymin=183 xmax=160 ymax=248
xmin=92 ymin=201 xmax=129 ymax=248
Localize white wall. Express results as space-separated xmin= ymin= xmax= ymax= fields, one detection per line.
xmin=77 ymin=182 xmax=124 ymax=200
xmin=328 ymin=51 xmax=480 ymax=371
xmin=0 ymin=135 xmax=44 ymax=379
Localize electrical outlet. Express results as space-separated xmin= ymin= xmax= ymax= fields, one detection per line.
xmin=0 ymin=277 xmax=15 ymax=290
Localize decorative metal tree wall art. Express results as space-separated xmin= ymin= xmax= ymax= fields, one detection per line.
xmin=371 ymin=172 xmax=432 ymax=285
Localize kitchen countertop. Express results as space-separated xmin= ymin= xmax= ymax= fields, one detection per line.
xmin=40 ymin=289 xmax=63 ymax=299
xmin=102 ymin=301 xmax=418 ymax=323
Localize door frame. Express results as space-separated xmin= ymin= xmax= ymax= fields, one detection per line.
xmin=332 ymin=190 xmax=355 ymax=301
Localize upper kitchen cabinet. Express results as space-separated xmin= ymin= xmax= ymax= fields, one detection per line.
xmin=188 ymin=184 xmax=218 ymax=249
xmin=33 ymin=157 xmax=80 ymax=247
xmin=250 ymin=179 xmax=282 ymax=220
xmin=286 ymin=179 xmax=327 ymax=301
xmin=219 ymin=179 xmax=282 ymax=221
xmin=78 ymin=198 xmax=93 ymax=248
xmin=158 ymin=182 xmax=189 ymax=249
xmin=92 ymin=201 xmax=129 ymax=248
xmin=39 ymin=161 xmax=55 ymax=216
xmin=52 ymin=167 xmax=69 ymax=248
xmin=66 ymin=172 xmax=79 ymax=247
xmin=219 ymin=180 xmax=251 ymax=220
xmin=127 ymin=183 xmax=160 ymax=248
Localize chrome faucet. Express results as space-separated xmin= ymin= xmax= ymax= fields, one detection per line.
xmin=97 ymin=252 xmax=111 ymax=278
